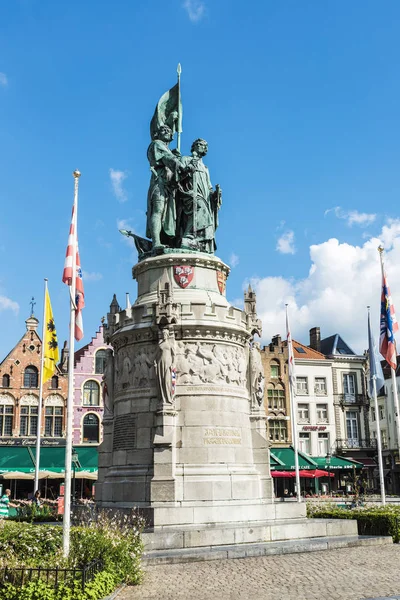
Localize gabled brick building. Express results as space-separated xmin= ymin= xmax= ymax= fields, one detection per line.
xmin=0 ymin=314 xmax=68 ymax=443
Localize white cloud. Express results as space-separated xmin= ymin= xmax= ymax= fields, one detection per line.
xmin=276 ymin=230 xmax=296 ymax=255
xmin=0 ymin=296 xmax=19 ymax=314
xmin=248 ymin=220 xmax=400 ymax=354
xmin=325 ymin=206 xmax=376 ymax=227
xmin=0 ymin=73 xmax=8 ymax=87
xmin=183 ymin=0 xmax=206 ymax=22
xmin=229 ymin=252 xmax=239 ymax=268
xmin=109 ymin=169 xmax=128 ymax=203
xmin=82 ymin=271 xmax=103 ymax=282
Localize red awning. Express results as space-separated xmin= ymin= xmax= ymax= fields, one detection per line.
xmin=271 ymin=471 xmax=295 ymax=478
xmin=299 ymin=469 xmax=335 ymax=478
xmin=355 ymin=458 xmax=377 ymax=468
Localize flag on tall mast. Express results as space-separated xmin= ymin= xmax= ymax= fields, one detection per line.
xmin=286 ymin=304 xmax=301 ymax=503
xmin=378 ymin=245 xmax=400 ymax=462
xmin=379 ymin=246 xmax=398 ymax=370
xmin=34 ymin=280 xmax=59 ymax=493
xmin=62 ymin=170 xmax=83 ymax=557
xmin=62 ymin=182 xmax=85 ymax=341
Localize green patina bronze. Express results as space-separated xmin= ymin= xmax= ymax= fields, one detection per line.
xmin=122 ymin=67 xmax=222 ymax=259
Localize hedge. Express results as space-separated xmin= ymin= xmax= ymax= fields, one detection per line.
xmin=307 ymin=503 xmax=400 ymax=542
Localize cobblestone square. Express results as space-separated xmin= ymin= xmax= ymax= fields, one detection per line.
xmin=120 ymin=545 xmax=400 ymax=600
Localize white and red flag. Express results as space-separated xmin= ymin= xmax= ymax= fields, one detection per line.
xmin=62 ymin=205 xmax=85 ymax=341
xmin=379 ymin=268 xmax=398 ymax=370
xmin=286 ymin=305 xmax=296 ymax=393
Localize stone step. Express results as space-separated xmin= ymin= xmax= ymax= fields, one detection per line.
xmin=143 ymin=534 xmax=393 ymax=565
xmin=142 ymin=517 xmax=358 ymax=550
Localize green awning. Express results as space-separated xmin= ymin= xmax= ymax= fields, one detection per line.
xmin=0 ymin=447 xmax=35 ymax=472
xmin=270 ymin=447 xmax=318 ymax=470
xmin=0 ymin=445 xmax=98 ymax=475
xmin=75 ymin=447 xmax=98 ymax=472
xmin=313 ymin=456 xmax=363 ymax=470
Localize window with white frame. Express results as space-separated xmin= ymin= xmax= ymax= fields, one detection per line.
xmin=381 ymin=429 xmax=388 ymax=447
xmin=267 ymin=386 xmax=285 ymax=410
xmin=0 ymin=404 xmax=13 ymax=436
xmin=298 ymin=403 xmax=309 ymax=422
xmin=83 ymin=380 xmax=100 ymax=406
xmin=268 ymin=420 xmax=287 ymax=442
xmin=343 ymin=373 xmax=356 ymax=400
xmin=299 ymin=432 xmax=311 ymax=454
xmin=20 ymin=405 xmax=38 ymax=436
xmin=317 ymin=432 xmax=329 ymax=456
xmin=316 ymin=403 xmax=328 ymax=422
xmin=270 ymin=363 xmax=279 ymax=378
xmin=315 ymin=377 xmax=327 ymax=395
xmin=44 ymin=406 xmax=63 ymax=437
xmin=346 ymin=410 xmax=359 ymax=442
xmin=296 ymin=377 xmax=308 ymax=395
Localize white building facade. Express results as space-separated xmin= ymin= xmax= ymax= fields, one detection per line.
xmin=293 ymin=340 xmax=336 ymax=458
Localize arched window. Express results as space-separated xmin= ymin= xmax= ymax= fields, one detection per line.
xmin=83 ymin=381 xmax=100 ymax=406
xmin=95 ymin=350 xmax=107 ymax=374
xmin=51 ymin=376 xmax=59 ymax=389
xmin=2 ymin=374 xmax=10 ymax=388
xmin=24 ymin=366 xmax=38 ymax=388
xmin=82 ymin=414 xmax=99 ymax=443
xmin=270 ymin=360 xmax=280 ymax=378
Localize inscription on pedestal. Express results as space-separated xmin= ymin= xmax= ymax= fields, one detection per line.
xmin=203 ymin=427 xmax=242 ymax=445
xmin=113 ymin=415 xmax=136 ymax=451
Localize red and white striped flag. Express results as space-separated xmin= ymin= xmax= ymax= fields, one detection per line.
xmin=62 ymin=205 xmax=85 ymax=341
xmin=286 ymin=305 xmax=296 ymax=393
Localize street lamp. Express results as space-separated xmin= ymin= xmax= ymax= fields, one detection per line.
xmin=71 ymin=449 xmax=79 ymax=506
xmin=326 ymin=451 xmax=332 ymax=495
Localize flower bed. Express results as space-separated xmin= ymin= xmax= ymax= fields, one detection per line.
xmin=307 ymin=502 xmax=400 ymax=542
xmin=0 ymin=511 xmax=144 ymax=599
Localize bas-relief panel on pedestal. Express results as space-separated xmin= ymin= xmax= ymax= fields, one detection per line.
xmin=175 ymin=341 xmax=247 ymax=387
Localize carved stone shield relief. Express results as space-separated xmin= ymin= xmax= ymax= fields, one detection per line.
xmin=216 ymin=270 xmax=226 ymax=294
xmin=173 ymin=265 xmax=194 ymax=288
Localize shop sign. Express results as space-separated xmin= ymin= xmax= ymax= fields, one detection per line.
xmin=301 ymin=426 xmax=327 ymax=431
xmin=0 ymin=438 xmax=66 ymax=447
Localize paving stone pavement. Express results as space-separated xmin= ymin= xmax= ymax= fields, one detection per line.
xmin=119 ymin=545 xmax=400 ymax=600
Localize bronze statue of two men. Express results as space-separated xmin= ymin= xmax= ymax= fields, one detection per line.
xmin=146 ymin=124 xmax=222 ymax=254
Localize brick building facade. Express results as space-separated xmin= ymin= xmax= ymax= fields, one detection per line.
xmin=0 ymin=314 xmax=68 ymax=442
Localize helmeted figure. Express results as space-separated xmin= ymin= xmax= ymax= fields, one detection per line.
xmin=146 ymin=125 xmax=183 ymax=249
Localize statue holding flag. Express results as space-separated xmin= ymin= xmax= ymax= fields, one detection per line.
xmin=134 ymin=65 xmax=222 ymax=255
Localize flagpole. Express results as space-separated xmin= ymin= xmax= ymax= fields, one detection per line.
xmin=63 ymin=170 xmax=80 ymax=557
xmin=34 ymin=278 xmax=48 ymax=493
xmin=368 ymin=306 xmax=386 ymax=505
xmin=378 ymin=247 xmax=400 ymax=455
xmin=176 ymin=63 xmax=182 ymax=153
xmin=286 ymin=304 xmax=301 ymax=503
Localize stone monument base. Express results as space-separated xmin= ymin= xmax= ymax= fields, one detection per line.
xmin=141 ymin=513 xmax=392 ymax=564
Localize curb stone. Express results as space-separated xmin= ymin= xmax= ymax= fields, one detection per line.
xmin=102 ymin=583 xmax=127 ymax=600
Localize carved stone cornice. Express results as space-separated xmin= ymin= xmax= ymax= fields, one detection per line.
xmin=133 ymin=252 xmax=230 ymax=279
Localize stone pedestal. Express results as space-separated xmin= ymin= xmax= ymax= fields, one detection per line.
xmin=97 ymin=252 xmax=277 ymax=527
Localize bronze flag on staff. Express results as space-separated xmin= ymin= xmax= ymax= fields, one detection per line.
xmin=150 ymin=81 xmax=182 ymax=140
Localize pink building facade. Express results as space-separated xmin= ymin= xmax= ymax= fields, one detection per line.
xmin=73 ymin=326 xmax=109 ymax=446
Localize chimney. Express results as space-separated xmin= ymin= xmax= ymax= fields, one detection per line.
xmin=272 ymin=334 xmax=281 ymax=347
xmin=309 ymin=327 xmax=321 ymax=352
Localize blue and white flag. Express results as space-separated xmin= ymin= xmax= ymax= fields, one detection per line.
xmin=368 ymin=310 xmax=385 ymax=397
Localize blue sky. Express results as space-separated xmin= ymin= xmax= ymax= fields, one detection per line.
xmin=1 ymin=0 xmax=400 ymax=359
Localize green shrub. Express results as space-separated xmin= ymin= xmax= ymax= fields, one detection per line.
xmin=307 ymin=503 xmax=400 ymax=542
xmin=0 ymin=571 xmax=119 ymax=600
xmin=70 ymin=511 xmax=144 ymax=584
